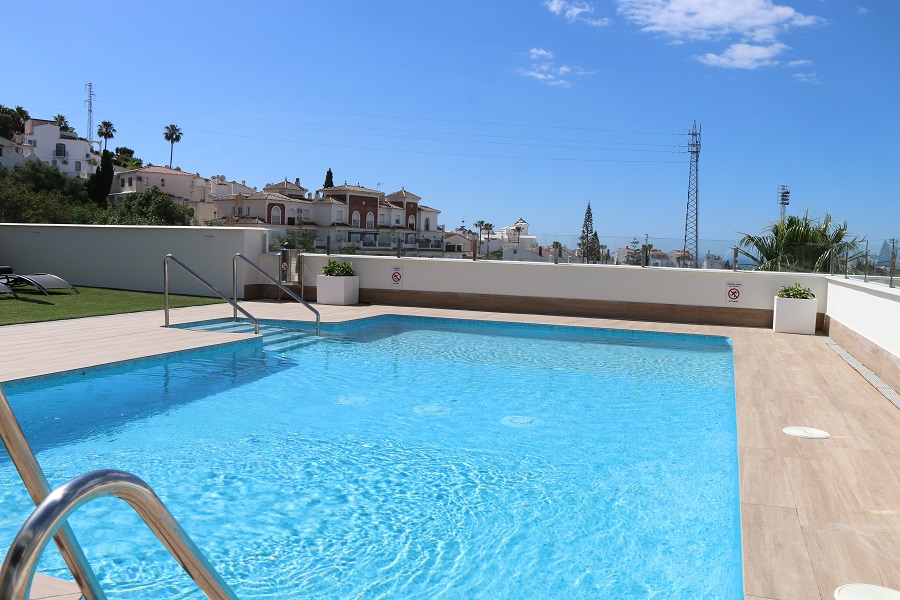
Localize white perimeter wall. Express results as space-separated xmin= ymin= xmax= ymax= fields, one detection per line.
xmin=300 ymin=254 xmax=829 ymax=312
xmin=0 ymin=224 xmax=271 ymax=297
xmin=826 ymin=278 xmax=900 ymax=358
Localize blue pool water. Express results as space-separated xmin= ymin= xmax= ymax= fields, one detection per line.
xmin=0 ymin=317 xmax=741 ymax=598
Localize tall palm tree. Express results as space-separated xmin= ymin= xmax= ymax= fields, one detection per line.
xmin=738 ymin=211 xmax=860 ymax=273
xmin=54 ymin=114 xmax=71 ymax=132
xmin=14 ymin=106 xmax=29 ymax=133
xmin=473 ymin=220 xmax=486 ymax=258
xmin=484 ymin=223 xmax=494 ymax=257
xmin=163 ymin=124 xmax=183 ymax=168
xmin=97 ymin=121 xmax=116 ymax=151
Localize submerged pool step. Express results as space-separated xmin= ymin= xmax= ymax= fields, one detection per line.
xmin=184 ymin=320 xmax=315 ymax=352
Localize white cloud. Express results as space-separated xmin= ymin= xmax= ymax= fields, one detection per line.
xmin=696 ymin=42 xmax=788 ymax=69
xmin=545 ymin=0 xmax=613 ymax=26
xmin=791 ymin=72 xmax=820 ymax=83
xmin=785 ymin=59 xmax=812 ymax=67
xmin=517 ymin=48 xmax=595 ymax=87
xmin=617 ymin=0 xmax=820 ymax=42
xmin=856 ymin=6 xmax=870 ymax=15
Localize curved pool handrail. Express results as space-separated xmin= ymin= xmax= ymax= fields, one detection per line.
xmin=0 ymin=469 xmax=238 ymax=600
xmin=164 ymin=254 xmax=259 ymax=334
xmin=233 ymin=253 xmax=321 ymax=336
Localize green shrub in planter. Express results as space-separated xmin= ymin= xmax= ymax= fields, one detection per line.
xmin=322 ymin=259 xmax=354 ymax=277
xmin=777 ymin=283 xmax=815 ymax=299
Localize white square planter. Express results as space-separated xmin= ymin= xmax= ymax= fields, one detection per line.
xmin=773 ymin=296 xmax=817 ymax=334
xmin=316 ymin=275 xmax=359 ymax=305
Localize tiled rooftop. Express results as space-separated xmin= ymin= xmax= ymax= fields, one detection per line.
xmin=6 ymin=303 xmax=898 ymax=599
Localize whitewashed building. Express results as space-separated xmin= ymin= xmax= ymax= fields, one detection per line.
xmin=14 ymin=119 xmax=99 ymax=178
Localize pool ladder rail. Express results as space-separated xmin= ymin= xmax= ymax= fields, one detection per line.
xmin=0 ymin=387 xmax=238 ymax=600
xmin=163 ymin=253 xmax=320 ymax=336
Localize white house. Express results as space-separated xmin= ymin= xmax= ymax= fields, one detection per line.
xmin=14 ymin=119 xmax=99 ymax=179
xmin=0 ymin=138 xmax=31 ymax=172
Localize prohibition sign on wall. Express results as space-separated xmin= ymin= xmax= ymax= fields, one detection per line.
xmin=728 ymin=287 xmax=740 ymax=300
xmin=725 ymin=281 xmax=742 ymax=303
xmin=391 ymin=266 xmax=403 ymax=286
xmin=281 ymin=261 xmax=289 ymax=271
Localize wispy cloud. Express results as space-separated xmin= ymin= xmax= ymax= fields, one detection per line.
xmin=545 ymin=0 xmax=613 ymax=26
xmin=856 ymin=6 xmax=870 ymax=15
xmin=612 ymin=0 xmax=821 ymax=70
xmin=518 ymin=48 xmax=595 ymax=87
xmin=785 ymin=59 xmax=812 ymax=67
xmin=791 ymin=72 xmax=820 ymax=84
xmin=696 ymin=42 xmax=787 ymax=69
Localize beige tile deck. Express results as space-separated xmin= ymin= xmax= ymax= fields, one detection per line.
xmin=3 ymin=301 xmax=898 ymax=599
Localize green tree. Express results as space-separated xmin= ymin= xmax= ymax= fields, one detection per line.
xmin=323 ymin=168 xmax=334 ymax=188
xmin=112 ymin=146 xmax=143 ymax=169
xmin=483 ymin=222 xmax=494 ymax=257
xmin=589 ymin=231 xmax=601 ymax=263
xmin=97 ymin=121 xmax=116 ymax=151
xmin=102 ymin=186 xmax=193 ymax=225
xmin=86 ymin=150 xmax=115 ymax=206
xmin=163 ymin=124 xmax=183 ymax=168
xmin=0 ymin=105 xmax=29 ymax=138
xmin=579 ymin=201 xmax=596 ymax=263
xmin=738 ymin=212 xmax=859 ymax=273
xmin=472 ymin=220 xmax=486 ymax=257
xmin=7 ymin=159 xmax=90 ymax=204
xmin=626 ymin=237 xmax=642 ymax=266
xmin=54 ymin=114 xmax=71 ymax=132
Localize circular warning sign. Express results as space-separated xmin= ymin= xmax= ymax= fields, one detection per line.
xmin=392 ymin=271 xmax=402 ymax=283
xmin=281 ymin=261 xmax=289 ymax=271
xmin=727 ymin=288 xmax=740 ymax=300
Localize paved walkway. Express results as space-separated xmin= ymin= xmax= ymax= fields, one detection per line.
xmin=4 ymin=302 xmax=897 ymax=600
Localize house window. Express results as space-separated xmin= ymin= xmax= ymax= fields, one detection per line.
xmin=74 ymin=161 xmax=81 ymax=171
xmin=127 ymin=177 xmax=132 ymax=187
xmin=424 ymin=217 xmax=431 ymax=231
xmin=379 ymin=213 xmax=385 ymax=225
xmin=394 ymin=218 xmax=401 ymax=225
xmin=271 ymin=206 xmax=282 ymax=225
xmin=26 ymin=139 xmax=36 ymax=147
xmin=51 ymin=159 xmax=57 ymax=167
xmin=160 ymin=179 xmax=165 ymax=187
xmin=237 ymin=207 xmax=243 ymax=216
xmin=408 ymin=215 xmax=415 ymax=229
xmin=55 ymin=143 xmax=66 ymax=158
xmin=120 ymin=178 xmax=125 ymax=187
xmin=366 ymin=212 xmax=374 ymax=228
xmin=0 ymin=147 xmax=3 ymax=157
xmin=336 ymin=210 xmax=344 ymax=222
xmin=351 ymin=211 xmax=360 ymax=227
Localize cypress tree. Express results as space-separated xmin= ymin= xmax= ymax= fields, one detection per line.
xmin=324 ymin=168 xmax=334 ymax=188
xmin=86 ymin=150 xmax=115 ymax=206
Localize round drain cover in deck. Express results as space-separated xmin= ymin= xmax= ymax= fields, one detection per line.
xmin=783 ymin=426 xmax=830 ymax=439
xmin=834 ymin=584 xmax=900 ymax=600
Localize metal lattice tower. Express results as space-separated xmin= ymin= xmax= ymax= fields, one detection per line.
xmin=778 ymin=185 xmax=790 ymax=220
xmin=682 ymin=121 xmax=701 ymax=268
xmin=84 ymin=83 xmax=95 ymax=146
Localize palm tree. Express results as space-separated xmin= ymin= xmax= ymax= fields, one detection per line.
xmin=738 ymin=211 xmax=860 ymax=273
xmin=54 ymin=114 xmax=71 ymax=132
xmin=472 ymin=220 xmax=486 ymax=258
xmin=484 ymin=223 xmax=494 ymax=257
xmin=14 ymin=106 xmax=29 ymax=133
xmin=97 ymin=121 xmax=116 ymax=151
xmin=163 ymin=124 xmax=183 ymax=168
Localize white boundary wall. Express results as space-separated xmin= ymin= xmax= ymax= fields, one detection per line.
xmin=0 ymin=224 xmax=271 ymax=297
xmin=300 ymin=254 xmax=829 ymax=312
xmin=826 ymin=278 xmax=900 ymax=358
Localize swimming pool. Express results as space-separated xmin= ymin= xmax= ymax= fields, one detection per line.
xmin=0 ymin=316 xmax=741 ymax=598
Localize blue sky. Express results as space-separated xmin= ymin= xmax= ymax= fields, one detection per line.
xmin=3 ymin=0 xmax=897 ymax=245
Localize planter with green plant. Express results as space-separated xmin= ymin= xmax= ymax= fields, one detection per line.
xmin=316 ymin=259 xmax=359 ymax=305
xmin=773 ymin=282 xmax=817 ymax=334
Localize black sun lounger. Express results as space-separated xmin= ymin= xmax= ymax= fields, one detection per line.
xmin=0 ymin=272 xmax=79 ymax=296
xmin=0 ymin=281 xmax=18 ymax=299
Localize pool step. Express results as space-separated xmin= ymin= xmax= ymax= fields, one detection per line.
xmin=184 ymin=320 xmax=316 ymax=352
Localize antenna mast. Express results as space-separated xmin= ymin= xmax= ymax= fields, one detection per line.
xmin=84 ymin=83 xmax=95 ymax=147
xmin=778 ymin=185 xmax=790 ymax=220
xmin=682 ymin=121 xmax=701 ymax=268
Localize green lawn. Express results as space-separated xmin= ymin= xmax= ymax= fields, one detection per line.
xmin=0 ymin=286 xmax=224 ymax=326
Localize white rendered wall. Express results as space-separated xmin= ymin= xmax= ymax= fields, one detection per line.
xmin=0 ymin=224 xmax=270 ymax=297
xmin=299 ymin=254 xmax=828 ymax=312
xmin=826 ymin=278 xmax=900 ymax=358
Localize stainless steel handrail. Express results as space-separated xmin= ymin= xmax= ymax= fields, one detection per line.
xmin=232 ymin=253 xmax=320 ymax=336
xmin=164 ymin=254 xmax=259 ymax=334
xmin=0 ymin=469 xmax=239 ymax=600
xmin=0 ymin=387 xmax=107 ymax=600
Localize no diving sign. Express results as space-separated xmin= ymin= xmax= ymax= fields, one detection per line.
xmin=726 ymin=282 xmax=742 ymax=303
xmin=391 ymin=266 xmax=403 ymax=286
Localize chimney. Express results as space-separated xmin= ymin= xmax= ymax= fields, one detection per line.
xmin=241 ymin=180 xmax=246 ymax=186
xmin=295 ymin=178 xmax=300 ymax=186
xmin=538 ymin=246 xmax=543 ymax=257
